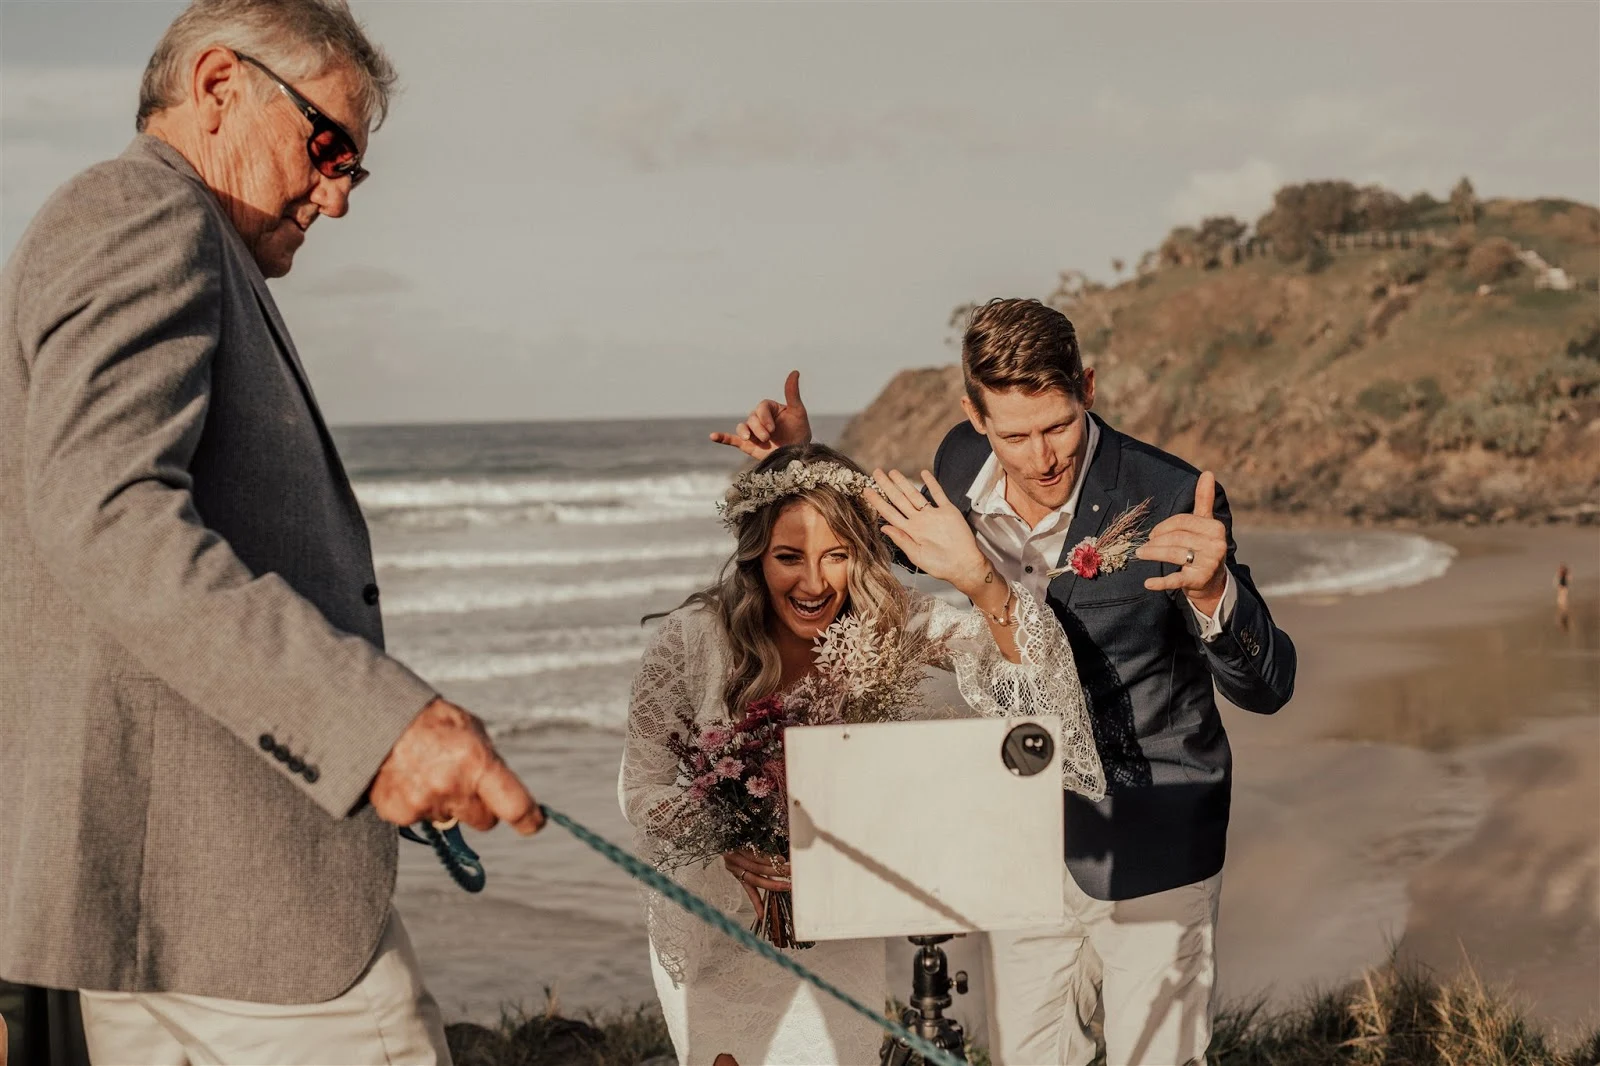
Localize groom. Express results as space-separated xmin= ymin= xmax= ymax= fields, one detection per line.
xmin=716 ymin=297 xmax=1296 ymax=1065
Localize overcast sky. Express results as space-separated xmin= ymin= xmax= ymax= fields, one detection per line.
xmin=3 ymin=1 xmax=1597 ymax=424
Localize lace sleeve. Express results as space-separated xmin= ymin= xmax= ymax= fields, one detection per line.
xmin=921 ymin=585 xmax=1105 ymax=800
xmin=619 ymin=610 xmax=695 ymax=839
xmin=617 ymin=607 xmax=740 ymax=985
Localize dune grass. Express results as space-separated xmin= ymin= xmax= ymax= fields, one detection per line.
xmin=445 ymin=958 xmax=1600 ymax=1066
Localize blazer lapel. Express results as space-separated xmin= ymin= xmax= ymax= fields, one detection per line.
xmin=121 ymin=137 xmax=365 ymax=521
xmin=1048 ymin=414 xmax=1123 ymax=605
xmin=245 ymin=281 xmax=367 ymax=522
xmin=125 ymin=137 xmax=328 ymax=428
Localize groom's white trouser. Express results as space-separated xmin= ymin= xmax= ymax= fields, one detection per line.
xmin=77 ymin=907 xmax=449 ymax=1065
xmin=985 ymin=867 xmax=1221 ymax=1066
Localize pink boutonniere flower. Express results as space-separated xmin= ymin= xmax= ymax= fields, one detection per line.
xmin=1051 ymin=498 xmax=1153 ymax=581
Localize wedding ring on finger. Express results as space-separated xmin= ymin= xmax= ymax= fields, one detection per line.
xmin=1184 ymin=549 xmax=1196 ymax=566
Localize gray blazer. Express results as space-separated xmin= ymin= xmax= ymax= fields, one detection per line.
xmin=933 ymin=416 xmax=1296 ymax=900
xmin=0 ymin=136 xmax=437 ymax=1004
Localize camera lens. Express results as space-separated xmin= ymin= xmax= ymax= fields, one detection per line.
xmin=1001 ymin=722 xmax=1054 ymax=777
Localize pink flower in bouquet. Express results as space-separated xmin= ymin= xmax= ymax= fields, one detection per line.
xmin=745 ymin=776 xmax=774 ymax=798
xmin=714 ymin=756 xmax=745 ymax=780
xmin=691 ymin=751 xmax=709 ymax=773
xmin=697 ymin=727 xmax=730 ymax=750
xmin=686 ymin=773 xmax=716 ymax=802
xmin=761 ymin=759 xmax=786 ymax=788
xmin=1068 ymin=540 xmax=1103 ymax=579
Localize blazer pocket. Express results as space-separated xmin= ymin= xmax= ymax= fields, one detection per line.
xmin=1073 ymin=592 xmax=1149 ymax=609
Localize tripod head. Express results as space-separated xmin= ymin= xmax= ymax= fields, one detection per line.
xmin=880 ymin=935 xmax=969 ymax=1065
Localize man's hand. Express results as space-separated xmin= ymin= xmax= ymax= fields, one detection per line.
xmin=369 ymin=698 xmax=545 ymax=835
xmin=710 ymin=370 xmax=812 ymax=460
xmin=1135 ymin=471 xmax=1229 ymax=617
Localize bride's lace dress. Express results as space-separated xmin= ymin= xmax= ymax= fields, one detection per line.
xmin=618 ymin=583 xmax=1102 ymax=1066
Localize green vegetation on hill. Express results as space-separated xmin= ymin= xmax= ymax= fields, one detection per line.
xmin=842 ymin=179 xmax=1600 ymax=524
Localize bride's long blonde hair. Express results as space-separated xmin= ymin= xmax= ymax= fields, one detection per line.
xmin=681 ymin=443 xmax=908 ymax=718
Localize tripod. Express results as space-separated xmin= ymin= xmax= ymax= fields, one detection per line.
xmin=880 ymin=935 xmax=969 ymax=1065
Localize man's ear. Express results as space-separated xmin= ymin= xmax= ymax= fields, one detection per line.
xmin=192 ymin=46 xmax=246 ymax=134
xmin=959 ymin=394 xmax=987 ymax=437
xmin=1080 ymin=367 xmax=1097 ymax=412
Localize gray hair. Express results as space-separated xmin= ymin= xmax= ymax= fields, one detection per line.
xmin=136 ymin=0 xmax=397 ymax=133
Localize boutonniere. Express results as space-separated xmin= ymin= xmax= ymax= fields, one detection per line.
xmin=1048 ymin=498 xmax=1153 ymax=580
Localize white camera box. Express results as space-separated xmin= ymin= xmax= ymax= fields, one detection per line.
xmin=785 ymin=716 xmax=1065 ymax=942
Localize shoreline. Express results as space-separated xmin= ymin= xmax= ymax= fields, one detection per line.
xmin=399 ymin=523 xmax=1599 ymax=1035
xmin=1219 ymin=524 xmax=1597 ymax=1034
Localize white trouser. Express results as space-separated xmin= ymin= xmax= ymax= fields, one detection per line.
xmin=985 ymin=867 xmax=1221 ymax=1066
xmin=79 ymin=907 xmax=449 ymax=1066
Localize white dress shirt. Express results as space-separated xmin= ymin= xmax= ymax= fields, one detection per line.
xmin=963 ymin=419 xmax=1236 ymax=640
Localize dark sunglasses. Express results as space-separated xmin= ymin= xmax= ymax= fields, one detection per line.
xmin=235 ymin=52 xmax=369 ymax=188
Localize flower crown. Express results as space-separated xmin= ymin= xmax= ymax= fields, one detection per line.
xmin=717 ymin=458 xmax=875 ymax=530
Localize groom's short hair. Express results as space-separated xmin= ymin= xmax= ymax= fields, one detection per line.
xmin=962 ymin=298 xmax=1087 ymax=416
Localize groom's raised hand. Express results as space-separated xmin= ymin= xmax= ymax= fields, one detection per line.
xmin=1136 ymin=470 xmax=1229 ymax=617
xmin=710 ymin=370 xmax=812 ymax=460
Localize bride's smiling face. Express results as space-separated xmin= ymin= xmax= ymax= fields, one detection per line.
xmin=762 ymin=499 xmax=852 ymax=643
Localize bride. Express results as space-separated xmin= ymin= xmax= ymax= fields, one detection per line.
xmin=619 ymin=443 xmax=1104 ymax=1066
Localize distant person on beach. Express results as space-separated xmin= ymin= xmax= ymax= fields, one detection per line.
xmin=620 ymin=443 xmax=1104 ymax=1065
xmin=0 ymin=1 xmax=544 ymax=1062
xmin=719 ymin=298 xmax=1298 ymax=1066
xmin=1556 ymin=562 xmax=1571 ymax=627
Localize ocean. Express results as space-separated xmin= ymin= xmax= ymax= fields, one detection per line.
xmin=338 ymin=416 xmax=1456 ymax=740
xmin=336 ymin=416 xmax=1461 ymax=1022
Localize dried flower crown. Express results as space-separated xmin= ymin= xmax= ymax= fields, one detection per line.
xmin=717 ymin=458 xmax=875 ymax=530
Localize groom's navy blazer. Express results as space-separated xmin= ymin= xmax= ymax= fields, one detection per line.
xmin=930 ymin=414 xmax=1296 ymax=901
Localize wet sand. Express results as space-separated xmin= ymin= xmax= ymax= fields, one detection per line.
xmin=401 ymin=524 xmax=1599 ymax=1036
xmin=1220 ymin=525 xmax=1598 ymax=1033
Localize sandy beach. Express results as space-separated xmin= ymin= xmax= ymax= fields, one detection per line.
xmin=397 ymin=523 xmax=1599 ymax=1038
xmin=1219 ymin=524 xmax=1598 ymax=1037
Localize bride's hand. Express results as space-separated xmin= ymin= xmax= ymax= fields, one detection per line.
xmin=723 ymin=849 xmax=790 ymax=911
xmin=867 ymin=469 xmax=994 ymax=599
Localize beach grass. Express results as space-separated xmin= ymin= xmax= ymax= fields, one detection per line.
xmin=1202 ymin=958 xmax=1600 ymax=1066
xmin=442 ymin=958 xmax=1600 ymax=1065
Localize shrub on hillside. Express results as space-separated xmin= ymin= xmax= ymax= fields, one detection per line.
xmin=1451 ymin=176 xmax=1479 ymax=227
xmin=1196 ymin=215 xmax=1249 ymax=263
xmin=1466 ymin=237 xmax=1521 ymax=284
xmin=1566 ymin=321 xmax=1600 ymax=361
xmin=1159 ymin=226 xmax=1202 ymax=267
xmin=1256 ymin=180 xmax=1417 ymax=262
xmin=1357 ymin=378 xmax=1445 ymax=422
xmin=1352 ymin=184 xmax=1410 ymax=231
xmin=1408 ymin=190 xmax=1442 ymax=216
xmin=1258 ymin=182 xmax=1357 ymax=261
xmin=1388 ymin=249 xmax=1433 ymax=287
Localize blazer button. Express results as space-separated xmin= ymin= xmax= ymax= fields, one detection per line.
xmin=362 ymin=583 xmax=380 ymax=605
xmin=286 ymin=756 xmax=306 ymax=774
xmin=302 ymin=765 xmax=320 ymax=784
xmin=259 ymin=733 xmax=275 ymax=752
xmin=273 ymin=744 xmax=291 ymax=763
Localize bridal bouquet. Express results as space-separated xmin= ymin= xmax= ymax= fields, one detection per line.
xmin=652 ymin=614 xmax=948 ymax=948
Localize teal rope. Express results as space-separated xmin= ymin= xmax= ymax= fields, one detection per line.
xmin=539 ymin=804 xmax=965 ymax=1066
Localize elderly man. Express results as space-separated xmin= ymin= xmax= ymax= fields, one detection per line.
xmin=0 ymin=1 xmax=542 ymax=1062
